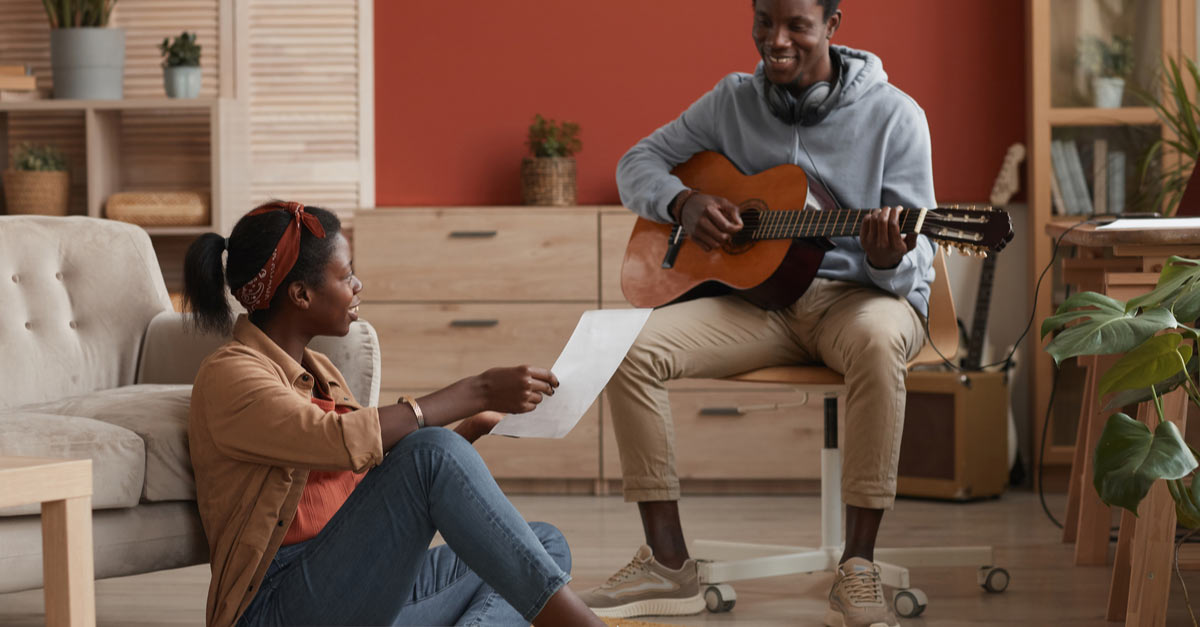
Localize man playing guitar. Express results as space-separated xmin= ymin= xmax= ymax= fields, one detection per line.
xmin=581 ymin=2 xmax=936 ymax=626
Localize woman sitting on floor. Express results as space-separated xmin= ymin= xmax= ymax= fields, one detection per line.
xmin=183 ymin=200 xmax=604 ymax=627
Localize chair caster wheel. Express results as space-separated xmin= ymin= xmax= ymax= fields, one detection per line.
xmin=978 ymin=566 xmax=1010 ymax=593
xmin=892 ymin=588 xmax=927 ymax=618
xmin=704 ymin=584 xmax=736 ymax=613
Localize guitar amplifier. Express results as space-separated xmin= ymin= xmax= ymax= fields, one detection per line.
xmin=897 ymin=370 xmax=1009 ymax=500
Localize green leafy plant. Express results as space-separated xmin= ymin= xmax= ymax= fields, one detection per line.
xmin=1132 ymin=58 xmax=1200 ymax=216
xmin=527 ymin=114 xmax=582 ymax=158
xmin=10 ymin=143 xmax=67 ymax=172
xmin=159 ymin=31 xmax=201 ymax=68
xmin=41 ymin=0 xmax=118 ymax=28
xmin=1042 ymin=256 xmax=1200 ymax=623
xmin=1080 ymin=34 xmax=1135 ymax=79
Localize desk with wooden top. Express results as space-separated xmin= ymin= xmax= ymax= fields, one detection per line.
xmin=1046 ymin=219 xmax=1200 ymax=627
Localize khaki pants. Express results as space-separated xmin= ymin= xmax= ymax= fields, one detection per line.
xmin=605 ymin=278 xmax=925 ymax=510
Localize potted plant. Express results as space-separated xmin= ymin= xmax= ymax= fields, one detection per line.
xmin=42 ymin=0 xmax=124 ymax=100
xmin=1080 ymin=34 xmax=1134 ymax=108
xmin=521 ymin=114 xmax=581 ymax=206
xmin=159 ymin=31 xmax=201 ymax=99
xmin=1133 ymin=57 xmax=1200 ymax=216
xmin=3 ymin=143 xmax=70 ymax=216
xmin=1042 ymin=256 xmax=1200 ymax=623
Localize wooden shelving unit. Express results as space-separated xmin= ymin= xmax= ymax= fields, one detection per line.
xmin=0 ymin=97 xmax=248 ymax=243
xmin=1025 ymin=0 xmax=1196 ymax=473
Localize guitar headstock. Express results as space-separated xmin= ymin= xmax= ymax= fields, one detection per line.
xmin=919 ymin=205 xmax=1014 ymax=256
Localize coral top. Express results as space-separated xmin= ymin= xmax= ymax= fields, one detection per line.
xmin=281 ymin=393 xmax=366 ymax=545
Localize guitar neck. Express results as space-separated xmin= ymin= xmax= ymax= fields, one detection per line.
xmin=962 ymin=253 xmax=998 ymax=370
xmin=744 ymin=207 xmax=926 ymax=240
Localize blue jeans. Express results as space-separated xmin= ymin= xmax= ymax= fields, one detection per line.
xmin=236 ymin=427 xmax=572 ymax=626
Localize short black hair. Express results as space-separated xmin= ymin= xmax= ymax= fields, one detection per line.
xmin=819 ymin=0 xmax=841 ymax=20
xmin=752 ymin=0 xmax=841 ymax=20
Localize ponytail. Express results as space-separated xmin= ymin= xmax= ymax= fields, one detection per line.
xmin=183 ymin=232 xmax=233 ymax=335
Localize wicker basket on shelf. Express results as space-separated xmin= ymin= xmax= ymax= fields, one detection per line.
xmin=2 ymin=170 xmax=70 ymax=216
xmin=521 ymin=156 xmax=576 ymax=206
xmin=105 ymin=190 xmax=211 ymax=226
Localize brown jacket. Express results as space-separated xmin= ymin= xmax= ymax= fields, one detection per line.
xmin=189 ymin=316 xmax=383 ymax=627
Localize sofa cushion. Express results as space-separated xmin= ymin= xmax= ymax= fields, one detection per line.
xmin=20 ymin=384 xmax=195 ymax=502
xmin=0 ymin=216 xmax=173 ymax=411
xmin=0 ymin=412 xmax=145 ymax=516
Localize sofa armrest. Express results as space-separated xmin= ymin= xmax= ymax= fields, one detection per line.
xmin=136 ymin=312 xmax=230 ymax=385
xmin=310 ymin=320 xmax=382 ymax=407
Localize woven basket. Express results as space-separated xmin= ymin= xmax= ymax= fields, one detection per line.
xmin=2 ymin=170 xmax=70 ymax=216
xmin=521 ymin=157 xmax=576 ymax=206
xmin=106 ymin=190 xmax=211 ymax=226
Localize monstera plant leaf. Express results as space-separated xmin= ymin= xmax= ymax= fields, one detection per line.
xmin=1169 ymin=474 xmax=1200 ymax=530
xmin=1127 ymin=256 xmax=1200 ymax=316
xmin=1094 ymin=412 xmax=1197 ymax=515
xmin=1104 ymin=355 xmax=1200 ymax=412
xmin=1041 ymin=292 xmax=1178 ymax=364
xmin=1098 ymin=334 xmax=1193 ymax=398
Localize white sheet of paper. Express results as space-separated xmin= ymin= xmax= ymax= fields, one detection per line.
xmin=489 ymin=308 xmax=653 ymax=439
xmin=1096 ymin=217 xmax=1200 ymax=230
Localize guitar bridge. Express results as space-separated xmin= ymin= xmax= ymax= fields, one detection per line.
xmin=661 ymin=225 xmax=685 ymax=269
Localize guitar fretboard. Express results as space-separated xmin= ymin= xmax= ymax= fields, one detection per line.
xmin=742 ymin=208 xmax=923 ymax=240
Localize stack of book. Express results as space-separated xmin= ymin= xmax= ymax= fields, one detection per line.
xmin=1050 ymin=138 xmax=1126 ymax=216
xmin=0 ymin=65 xmax=47 ymax=102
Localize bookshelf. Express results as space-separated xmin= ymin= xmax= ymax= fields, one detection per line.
xmin=1026 ymin=0 xmax=1196 ymax=475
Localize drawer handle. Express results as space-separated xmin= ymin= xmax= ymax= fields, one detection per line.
xmin=450 ymin=319 xmax=499 ymax=328
xmin=449 ymin=230 xmax=498 ymax=239
xmin=698 ymin=399 xmax=810 ymax=417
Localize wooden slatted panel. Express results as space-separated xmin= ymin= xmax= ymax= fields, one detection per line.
xmin=114 ymin=0 xmax=221 ymax=99
xmin=248 ymin=0 xmax=363 ymax=222
xmin=0 ymin=1 xmax=219 ymax=99
xmin=6 ymin=112 xmax=87 ymax=216
xmin=120 ymin=110 xmax=211 ymax=191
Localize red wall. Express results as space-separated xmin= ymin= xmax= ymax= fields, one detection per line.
xmin=375 ymin=1 xmax=1025 ymax=207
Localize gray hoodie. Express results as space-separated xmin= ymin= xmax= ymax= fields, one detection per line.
xmin=616 ymin=45 xmax=936 ymax=315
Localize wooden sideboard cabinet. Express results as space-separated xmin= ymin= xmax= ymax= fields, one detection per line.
xmin=354 ymin=207 xmax=823 ymax=493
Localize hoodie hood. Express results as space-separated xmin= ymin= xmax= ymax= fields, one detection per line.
xmin=753 ymin=44 xmax=887 ymax=112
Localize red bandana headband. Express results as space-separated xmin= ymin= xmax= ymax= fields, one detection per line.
xmin=232 ymin=201 xmax=326 ymax=312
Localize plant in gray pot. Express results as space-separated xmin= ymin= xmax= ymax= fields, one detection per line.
xmin=1080 ymin=34 xmax=1133 ymax=109
xmin=159 ymin=31 xmax=201 ymax=99
xmin=43 ymin=0 xmax=124 ymax=100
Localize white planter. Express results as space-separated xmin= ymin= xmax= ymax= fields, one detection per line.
xmin=163 ymin=66 xmax=201 ymax=99
xmin=50 ymin=28 xmax=125 ymax=100
xmin=1092 ymin=77 xmax=1125 ymax=108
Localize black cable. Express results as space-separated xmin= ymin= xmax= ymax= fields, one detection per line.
xmin=1038 ymin=359 xmax=1064 ymax=529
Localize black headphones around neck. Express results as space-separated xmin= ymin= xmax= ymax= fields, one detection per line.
xmin=762 ymin=48 xmax=845 ymax=127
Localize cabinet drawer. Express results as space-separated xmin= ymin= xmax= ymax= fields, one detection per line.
xmin=385 ymin=386 xmax=600 ymax=480
xmin=602 ymin=389 xmax=824 ymax=480
xmin=600 ymin=210 xmax=637 ymax=305
xmin=354 ymin=208 xmax=598 ymax=301
xmin=361 ymin=303 xmax=591 ymax=390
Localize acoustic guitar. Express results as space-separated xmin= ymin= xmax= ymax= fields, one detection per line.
xmin=621 ymin=151 xmax=1014 ymax=309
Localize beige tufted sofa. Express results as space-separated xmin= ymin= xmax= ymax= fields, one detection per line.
xmin=0 ymin=215 xmax=381 ymax=593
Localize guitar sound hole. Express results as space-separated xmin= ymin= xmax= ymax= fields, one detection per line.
xmin=727 ymin=207 xmax=760 ymax=254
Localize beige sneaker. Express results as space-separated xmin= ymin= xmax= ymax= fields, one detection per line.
xmin=579 ymin=545 xmax=705 ymax=618
xmin=824 ymin=557 xmax=900 ymax=627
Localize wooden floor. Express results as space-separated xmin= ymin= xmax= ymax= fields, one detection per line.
xmin=2 ymin=491 xmax=1198 ymax=626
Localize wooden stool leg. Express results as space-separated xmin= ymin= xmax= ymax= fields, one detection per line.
xmin=41 ymin=495 xmax=95 ymax=627
xmin=1108 ymin=508 xmax=1136 ymax=621
xmin=1076 ymin=354 xmax=1118 ymax=565
xmin=1124 ymin=389 xmax=1188 ymax=627
xmin=1063 ymin=356 xmax=1097 ymax=543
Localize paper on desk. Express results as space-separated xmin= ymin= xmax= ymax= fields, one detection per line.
xmin=489 ymin=308 xmax=653 ymax=439
xmin=1096 ymin=217 xmax=1200 ymax=230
